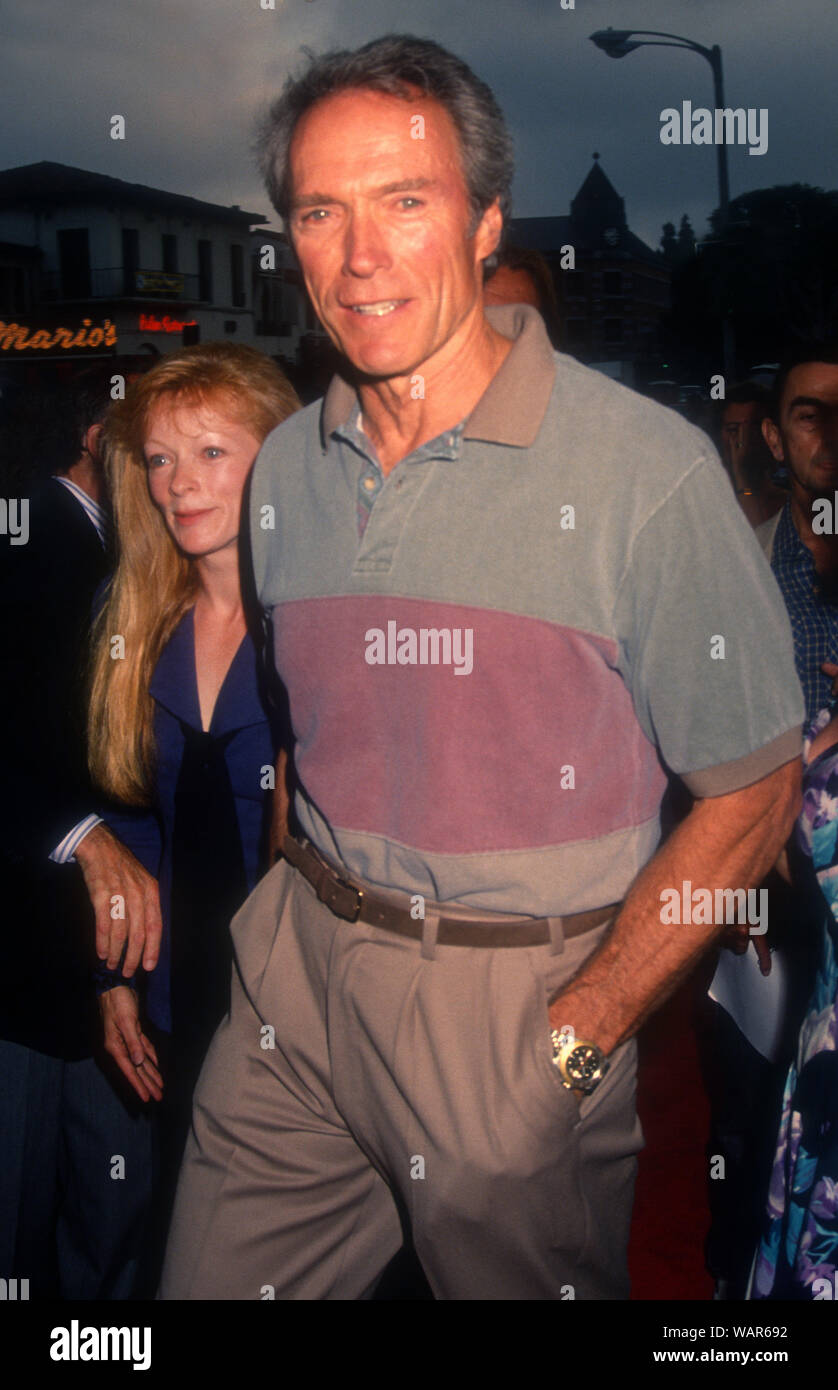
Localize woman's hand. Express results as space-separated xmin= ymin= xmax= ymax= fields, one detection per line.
xmin=99 ymin=986 xmax=163 ymax=1102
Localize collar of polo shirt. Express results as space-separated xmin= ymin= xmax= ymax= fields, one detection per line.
xmin=320 ymin=304 xmax=557 ymax=452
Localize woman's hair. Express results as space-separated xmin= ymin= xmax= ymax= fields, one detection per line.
xmin=88 ymin=342 xmax=300 ymax=806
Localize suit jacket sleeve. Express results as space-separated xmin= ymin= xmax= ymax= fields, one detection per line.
xmin=0 ymin=482 xmax=111 ymax=868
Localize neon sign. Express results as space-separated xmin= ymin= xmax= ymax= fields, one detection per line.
xmin=0 ymin=318 xmax=118 ymax=352
xmin=138 ymin=312 xmax=198 ymax=334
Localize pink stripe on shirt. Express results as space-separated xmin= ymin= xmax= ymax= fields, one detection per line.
xmin=275 ymin=595 xmax=666 ymax=855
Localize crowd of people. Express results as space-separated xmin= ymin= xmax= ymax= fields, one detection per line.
xmin=1 ymin=33 xmax=837 ymax=1302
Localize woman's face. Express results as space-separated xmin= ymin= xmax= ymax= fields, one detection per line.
xmin=143 ymin=395 xmax=262 ymax=561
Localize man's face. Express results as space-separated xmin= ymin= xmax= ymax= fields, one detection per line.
xmin=720 ymin=400 xmax=764 ymax=472
xmin=286 ymin=87 xmax=502 ymax=380
xmin=763 ymin=363 xmax=838 ymax=495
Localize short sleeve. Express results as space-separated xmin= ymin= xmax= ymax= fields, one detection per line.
xmin=613 ymin=455 xmax=804 ymax=796
xmin=248 ymin=432 xmax=279 ymax=611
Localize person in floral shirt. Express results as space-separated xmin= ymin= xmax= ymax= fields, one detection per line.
xmin=754 ymin=702 xmax=838 ymax=1298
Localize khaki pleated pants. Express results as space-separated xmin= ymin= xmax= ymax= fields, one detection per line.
xmin=159 ymin=857 xmax=643 ymax=1300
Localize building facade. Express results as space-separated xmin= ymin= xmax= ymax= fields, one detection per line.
xmin=250 ymin=227 xmax=329 ymax=372
xmin=0 ymin=162 xmax=271 ymax=372
xmin=509 ymin=157 xmax=671 ymax=387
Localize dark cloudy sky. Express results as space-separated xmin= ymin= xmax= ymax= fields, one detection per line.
xmin=2 ymin=0 xmax=834 ymax=250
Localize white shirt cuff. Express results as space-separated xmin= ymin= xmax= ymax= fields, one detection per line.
xmin=49 ymin=814 xmax=104 ymax=863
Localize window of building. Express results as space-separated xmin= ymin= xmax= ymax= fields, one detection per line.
xmin=604 ymin=318 xmax=623 ymax=345
xmin=230 ymin=244 xmax=245 ymax=307
xmin=256 ymin=278 xmax=285 ymax=335
xmin=563 ymin=270 xmax=586 ymax=300
xmin=565 ymin=319 xmax=587 ymax=345
xmin=57 ymin=228 xmax=91 ymax=299
xmin=198 ymin=240 xmax=213 ymax=302
xmin=603 ymin=271 xmax=622 ymax=295
xmin=162 ymin=234 xmax=178 ymax=273
xmin=122 ymin=228 xmax=139 ymax=295
xmin=0 ymin=266 xmax=28 ymax=316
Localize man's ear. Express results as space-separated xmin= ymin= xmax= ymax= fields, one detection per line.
xmin=761 ymin=416 xmax=784 ymax=464
xmin=474 ymin=199 xmax=503 ymax=267
xmin=84 ymin=421 xmax=104 ymax=463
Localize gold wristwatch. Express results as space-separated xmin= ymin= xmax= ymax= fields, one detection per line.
xmin=550 ymin=1029 xmax=610 ymax=1094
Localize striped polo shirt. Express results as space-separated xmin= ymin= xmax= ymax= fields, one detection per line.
xmin=250 ymin=304 xmax=803 ymax=916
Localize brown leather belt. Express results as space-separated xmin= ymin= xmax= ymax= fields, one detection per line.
xmin=281 ymin=835 xmax=619 ymax=947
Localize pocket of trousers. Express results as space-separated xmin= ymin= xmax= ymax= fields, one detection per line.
xmin=526 ymin=948 xmax=638 ymax=1131
xmin=520 ymin=954 xmax=594 ymax=1262
xmin=525 ymin=952 xmax=587 ymax=1127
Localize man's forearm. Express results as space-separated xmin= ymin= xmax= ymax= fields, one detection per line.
xmin=548 ymin=758 xmax=801 ymax=1055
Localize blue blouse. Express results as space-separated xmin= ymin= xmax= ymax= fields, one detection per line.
xmin=102 ymin=608 xmax=277 ymax=1032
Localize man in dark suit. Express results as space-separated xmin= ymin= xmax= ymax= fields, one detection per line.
xmin=0 ymin=372 xmax=157 ymax=1298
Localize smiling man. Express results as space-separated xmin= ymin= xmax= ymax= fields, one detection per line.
xmin=160 ymin=35 xmax=804 ymax=1301
xmin=282 ymin=82 xmax=512 ymax=462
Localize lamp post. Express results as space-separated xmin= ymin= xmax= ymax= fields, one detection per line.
xmin=590 ymin=28 xmax=728 ymax=216
xmin=590 ymin=27 xmax=734 ymax=377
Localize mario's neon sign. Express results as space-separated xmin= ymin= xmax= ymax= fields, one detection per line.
xmin=0 ymin=318 xmax=118 ymax=352
xmin=138 ymin=312 xmax=198 ymax=334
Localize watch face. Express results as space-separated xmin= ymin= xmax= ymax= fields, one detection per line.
xmin=566 ymin=1044 xmax=601 ymax=1086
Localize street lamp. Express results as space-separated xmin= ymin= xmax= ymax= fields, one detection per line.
xmin=590 ymin=28 xmax=728 ymax=216
xmin=589 ymin=29 xmax=645 ymax=60
xmin=590 ymin=26 xmax=734 ymax=378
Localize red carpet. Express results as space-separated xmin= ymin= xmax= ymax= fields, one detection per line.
xmin=628 ymin=967 xmax=715 ymax=1300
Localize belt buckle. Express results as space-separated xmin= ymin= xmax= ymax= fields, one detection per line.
xmin=317 ymin=871 xmax=364 ymax=923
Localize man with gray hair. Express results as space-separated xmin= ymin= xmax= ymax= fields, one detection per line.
xmin=161 ymin=34 xmax=802 ymax=1300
